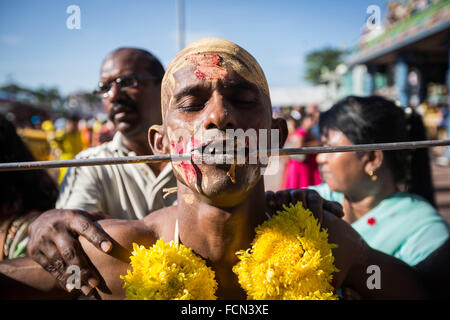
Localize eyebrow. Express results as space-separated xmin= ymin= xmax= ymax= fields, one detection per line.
xmin=221 ymin=80 xmax=259 ymax=93
xmin=172 ymin=85 xmax=206 ymax=102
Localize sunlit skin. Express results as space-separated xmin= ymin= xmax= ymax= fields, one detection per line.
xmin=317 ymin=129 xmax=397 ymax=223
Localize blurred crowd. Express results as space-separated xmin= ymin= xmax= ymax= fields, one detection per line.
xmin=7 ymin=113 xmax=115 ymax=184
xmin=271 ymin=101 xmax=449 ymax=192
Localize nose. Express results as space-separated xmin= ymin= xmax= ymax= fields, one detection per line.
xmin=104 ymin=82 xmax=125 ymax=102
xmin=203 ymin=91 xmax=238 ymax=130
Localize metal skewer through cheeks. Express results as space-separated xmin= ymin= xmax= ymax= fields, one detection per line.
xmin=1 ymin=139 xmax=450 ymax=172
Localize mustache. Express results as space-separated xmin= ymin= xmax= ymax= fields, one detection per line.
xmin=108 ymin=101 xmax=138 ymax=122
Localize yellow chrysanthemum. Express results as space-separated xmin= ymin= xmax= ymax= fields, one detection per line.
xmin=120 ymin=239 xmax=217 ymax=300
xmin=232 ymin=202 xmax=339 ymax=300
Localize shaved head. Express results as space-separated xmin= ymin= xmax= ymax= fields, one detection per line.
xmin=161 ymin=38 xmax=271 ymax=120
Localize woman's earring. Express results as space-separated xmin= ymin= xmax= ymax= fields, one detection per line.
xmin=368 ymin=170 xmax=378 ymax=181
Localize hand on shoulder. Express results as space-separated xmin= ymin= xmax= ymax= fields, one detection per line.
xmin=78 ymin=218 xmax=158 ymax=299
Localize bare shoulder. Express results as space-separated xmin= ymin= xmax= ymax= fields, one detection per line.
xmin=142 ymin=206 xmax=178 ymax=242
xmin=78 ymin=218 xmax=158 ymax=299
xmin=97 ymin=218 xmax=158 ymax=249
xmin=78 ymin=207 xmax=177 ymax=299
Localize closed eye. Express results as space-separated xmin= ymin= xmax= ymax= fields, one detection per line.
xmin=229 ymin=97 xmax=258 ymax=109
xmin=178 ymin=104 xmax=205 ymax=112
xmin=175 ymin=95 xmax=207 ymax=112
xmin=226 ymin=89 xmax=259 ymax=108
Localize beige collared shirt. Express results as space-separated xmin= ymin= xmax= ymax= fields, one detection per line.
xmin=56 ymin=132 xmax=177 ymax=220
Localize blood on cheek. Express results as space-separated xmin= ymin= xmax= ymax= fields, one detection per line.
xmin=170 ymin=136 xmax=202 ymax=184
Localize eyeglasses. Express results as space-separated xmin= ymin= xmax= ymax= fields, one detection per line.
xmin=94 ymin=74 xmax=158 ymax=98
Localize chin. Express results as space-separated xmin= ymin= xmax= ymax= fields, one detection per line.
xmin=198 ymin=165 xmax=262 ymax=206
xmin=175 ymin=163 xmax=262 ymax=206
xmin=200 ymin=184 xmax=253 ymax=208
xmin=117 ymin=122 xmax=146 ymax=137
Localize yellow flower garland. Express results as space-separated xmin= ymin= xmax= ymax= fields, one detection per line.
xmin=121 ymin=202 xmax=339 ymax=300
xmin=233 ymin=202 xmax=339 ymax=300
xmin=120 ymin=240 xmax=217 ymax=300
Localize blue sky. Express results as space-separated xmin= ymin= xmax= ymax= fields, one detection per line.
xmin=0 ymin=0 xmax=388 ymax=95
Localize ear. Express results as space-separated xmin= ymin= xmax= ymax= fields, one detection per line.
xmin=271 ymin=117 xmax=289 ymax=148
xmin=148 ymin=124 xmax=169 ymax=155
xmin=364 ymin=150 xmax=384 ymax=175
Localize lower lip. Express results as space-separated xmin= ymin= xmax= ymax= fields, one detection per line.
xmin=114 ymin=112 xmax=135 ymax=121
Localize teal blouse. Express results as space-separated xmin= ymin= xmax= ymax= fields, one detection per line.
xmin=309 ymin=183 xmax=450 ymax=266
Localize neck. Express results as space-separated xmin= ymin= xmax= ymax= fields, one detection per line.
xmin=120 ymin=132 xmax=166 ymax=174
xmin=121 ymin=132 xmax=151 ymax=155
xmin=344 ymin=171 xmax=397 ymax=222
xmin=176 ymin=180 xmax=267 ymax=298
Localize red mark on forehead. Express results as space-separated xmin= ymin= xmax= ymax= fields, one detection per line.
xmin=185 ymin=53 xmax=227 ymax=80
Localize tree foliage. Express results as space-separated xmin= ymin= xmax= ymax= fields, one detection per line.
xmin=304 ymin=47 xmax=344 ymax=85
xmin=0 ymin=83 xmax=66 ymax=110
xmin=0 ymin=83 xmax=101 ymax=115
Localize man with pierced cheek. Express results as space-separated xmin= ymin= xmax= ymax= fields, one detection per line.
xmin=0 ymin=38 xmax=428 ymax=300
xmin=158 ymin=46 xmax=274 ymax=206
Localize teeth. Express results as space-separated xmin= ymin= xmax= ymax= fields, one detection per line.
xmin=191 ymin=139 xmax=253 ymax=159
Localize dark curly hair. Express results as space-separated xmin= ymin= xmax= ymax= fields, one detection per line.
xmin=0 ymin=114 xmax=58 ymax=219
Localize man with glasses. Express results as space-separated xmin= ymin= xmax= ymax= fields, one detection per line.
xmin=25 ymin=48 xmax=177 ymax=295
xmin=58 ymin=47 xmax=177 ymax=219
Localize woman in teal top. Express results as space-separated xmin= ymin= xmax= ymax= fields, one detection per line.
xmin=309 ymin=96 xmax=449 ymax=267
xmin=311 ymin=183 xmax=448 ymax=266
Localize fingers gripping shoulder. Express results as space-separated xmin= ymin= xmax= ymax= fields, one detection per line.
xmin=78 ymin=219 xmax=156 ymax=298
